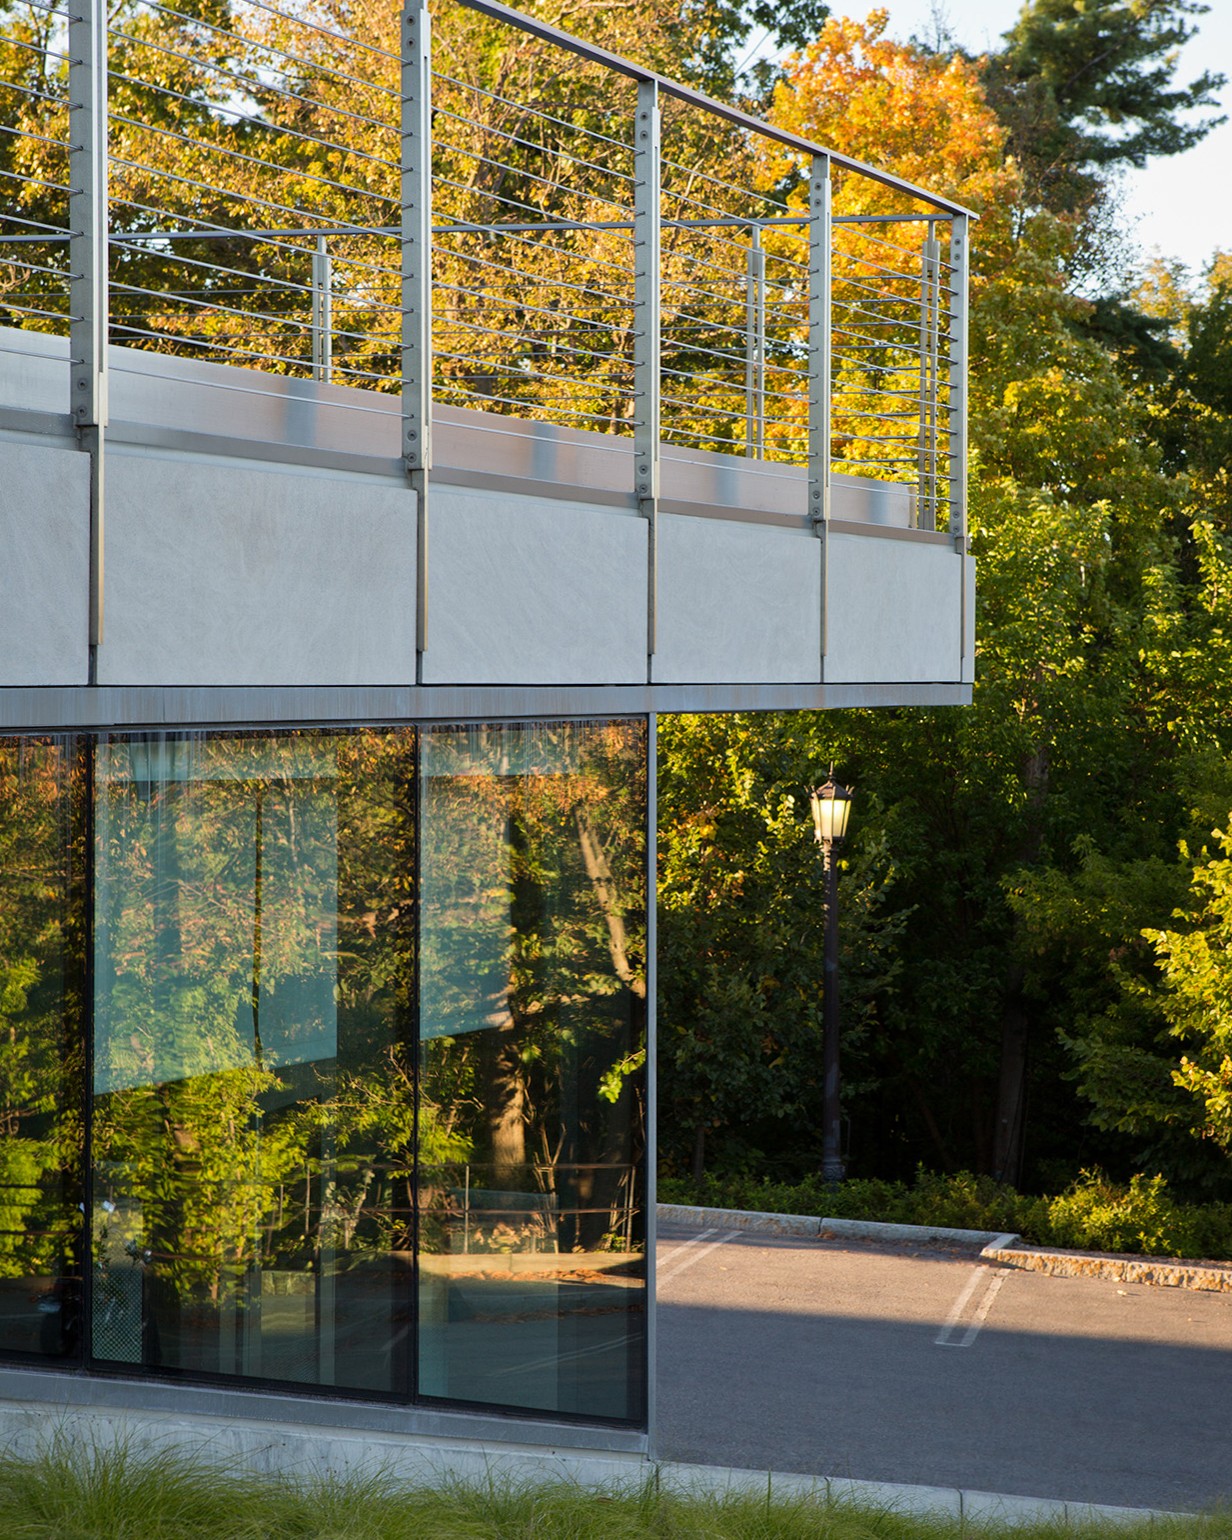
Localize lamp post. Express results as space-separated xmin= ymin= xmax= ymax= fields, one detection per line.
xmin=811 ymin=773 xmax=854 ymax=1185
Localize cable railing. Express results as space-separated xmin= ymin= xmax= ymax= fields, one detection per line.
xmin=0 ymin=0 xmax=970 ymax=538
xmin=0 ymin=0 xmax=73 ymax=332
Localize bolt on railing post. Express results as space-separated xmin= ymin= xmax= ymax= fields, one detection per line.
xmin=744 ymin=224 xmax=765 ymax=459
xmin=69 ymin=0 xmax=108 ymax=666
xmin=633 ymin=76 xmax=660 ymax=669
xmin=312 ymin=234 xmax=332 ymax=383
xmin=402 ymin=0 xmax=432 ymax=671
xmin=947 ymin=214 xmax=969 ymax=552
xmin=917 ymin=222 xmax=940 ymax=530
xmin=807 ymin=154 xmax=831 ymax=674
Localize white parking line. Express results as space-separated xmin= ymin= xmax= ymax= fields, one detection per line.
xmin=657 ymin=1228 xmax=733 ymax=1285
xmin=935 ymin=1265 xmax=1006 ymax=1347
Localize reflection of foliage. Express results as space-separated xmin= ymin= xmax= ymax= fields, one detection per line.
xmin=95 ymin=1063 xmax=300 ymax=1299
xmin=420 ymin=720 xmax=647 ymax=1254
xmin=91 ymin=728 xmax=419 ymax=1316
xmin=1 ymin=719 xmax=647 ymax=1362
xmin=0 ymin=739 xmax=84 ymax=1288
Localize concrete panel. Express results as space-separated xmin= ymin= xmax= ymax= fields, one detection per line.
xmin=824 ymin=533 xmax=962 ymax=685
xmin=0 ymin=326 xmax=69 ymax=418
xmin=98 ymin=449 xmax=417 ymax=686
xmin=420 ymin=484 xmax=648 ymax=685
xmin=654 ymin=514 xmax=821 ymax=685
xmin=0 ymin=436 xmax=89 ymax=685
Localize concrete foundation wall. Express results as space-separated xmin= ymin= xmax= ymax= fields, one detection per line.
xmin=0 ymin=1387 xmax=1158 ymax=1527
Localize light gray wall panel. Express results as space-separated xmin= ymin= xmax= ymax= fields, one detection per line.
xmin=654 ymin=513 xmax=821 ymax=684
xmin=420 ymin=485 xmax=648 ymax=685
xmin=0 ymin=327 xmax=69 ymax=419
xmin=962 ymin=556 xmax=976 ymax=685
xmin=824 ymin=533 xmax=962 ymax=684
xmin=97 ymin=450 xmax=417 ymax=686
xmin=0 ymin=437 xmax=89 ymax=685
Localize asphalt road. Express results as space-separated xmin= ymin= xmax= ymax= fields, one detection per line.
xmin=655 ymin=1225 xmax=1232 ymax=1513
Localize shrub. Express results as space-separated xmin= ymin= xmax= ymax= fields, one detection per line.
xmin=661 ymin=1166 xmax=1232 ymax=1260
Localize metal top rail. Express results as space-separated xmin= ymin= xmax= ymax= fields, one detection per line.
xmin=453 ymin=0 xmax=978 ymax=221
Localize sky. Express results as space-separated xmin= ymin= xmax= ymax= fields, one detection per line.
xmin=755 ymin=0 xmax=1232 ymax=279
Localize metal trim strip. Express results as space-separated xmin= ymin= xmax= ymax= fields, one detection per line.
xmin=828 ymin=519 xmax=954 ymax=546
xmin=0 ymin=683 xmax=971 ymax=731
xmin=0 ymin=1364 xmax=649 ymax=1452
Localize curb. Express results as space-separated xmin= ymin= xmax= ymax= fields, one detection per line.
xmin=656 ymin=1459 xmax=1172 ymax=1526
xmin=980 ymin=1240 xmax=1232 ymax=1294
xmin=0 ymin=1397 xmax=1175 ymax=1527
xmin=657 ymin=1203 xmax=1232 ymax=1293
xmin=657 ymin=1203 xmax=1009 ymax=1250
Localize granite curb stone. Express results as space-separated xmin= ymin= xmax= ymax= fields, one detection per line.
xmin=658 ymin=1202 xmax=1232 ymax=1292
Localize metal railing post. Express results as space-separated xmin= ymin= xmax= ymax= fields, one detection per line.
xmin=402 ymin=0 xmax=432 ymax=672
xmin=744 ymin=224 xmax=765 ymax=458
xmin=634 ymin=77 xmax=660 ymax=670
xmin=807 ymin=154 xmax=831 ymax=674
xmin=947 ymin=214 xmax=969 ymax=553
xmin=312 ymin=234 xmax=332 ymax=383
xmin=69 ymin=0 xmax=108 ymax=669
xmin=917 ymin=223 xmax=940 ymax=530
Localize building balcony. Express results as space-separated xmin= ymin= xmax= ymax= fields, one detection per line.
xmin=0 ymin=0 xmax=974 ymax=723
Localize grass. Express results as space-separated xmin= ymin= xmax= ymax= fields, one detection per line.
xmin=0 ymin=1439 xmax=1229 ymax=1540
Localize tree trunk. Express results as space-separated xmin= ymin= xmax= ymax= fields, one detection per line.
xmin=479 ymin=995 xmax=526 ymax=1186
xmin=990 ymin=736 xmax=1047 ymax=1186
xmin=992 ymin=987 xmax=1029 ymax=1186
xmin=691 ymin=1122 xmax=706 ymax=1186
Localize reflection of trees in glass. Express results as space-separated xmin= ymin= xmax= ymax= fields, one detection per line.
xmin=420 ymin=719 xmax=647 ymax=1256
xmin=0 ymin=737 xmax=85 ymax=1354
xmin=92 ymin=729 xmax=416 ymax=1373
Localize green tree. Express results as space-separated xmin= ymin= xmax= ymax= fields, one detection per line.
xmin=1148 ymin=825 xmax=1232 ymax=1152
xmin=980 ymin=0 xmax=1225 ymax=221
xmin=657 ymin=712 xmax=906 ymax=1180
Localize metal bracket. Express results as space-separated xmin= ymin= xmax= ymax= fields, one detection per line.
xmin=634 ymin=77 xmax=660 ymax=667
xmin=807 ymin=154 xmax=831 ymax=534
xmin=948 ymin=214 xmax=969 ymax=562
xmin=917 ymin=226 xmax=941 ymax=531
xmin=744 ymin=227 xmax=765 ymax=458
xmin=312 ymin=235 xmax=332 ymax=383
xmin=402 ymin=0 xmax=432 ymax=670
xmin=69 ymin=0 xmax=108 ymax=664
xmin=807 ymin=155 xmax=831 ymax=676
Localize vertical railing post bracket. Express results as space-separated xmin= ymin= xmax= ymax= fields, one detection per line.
xmin=402 ymin=0 xmax=433 ymax=673
xmin=69 ymin=0 xmax=109 ymax=668
xmin=807 ymin=155 xmax=832 ymax=676
xmin=634 ymin=77 xmax=661 ymax=670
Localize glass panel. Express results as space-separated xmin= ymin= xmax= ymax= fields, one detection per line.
xmin=91 ymin=729 xmax=415 ymax=1393
xmin=418 ymin=719 xmax=647 ymax=1422
xmin=0 ymin=736 xmax=85 ymax=1361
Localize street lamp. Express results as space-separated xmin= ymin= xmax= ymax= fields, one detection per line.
xmin=811 ymin=772 xmax=854 ymax=1185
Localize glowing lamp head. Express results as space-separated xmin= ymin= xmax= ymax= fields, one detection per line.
xmin=810 ymin=775 xmax=853 ymax=846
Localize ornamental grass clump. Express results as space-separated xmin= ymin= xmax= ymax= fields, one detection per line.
xmin=1 ymin=1439 xmax=1232 ymax=1539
